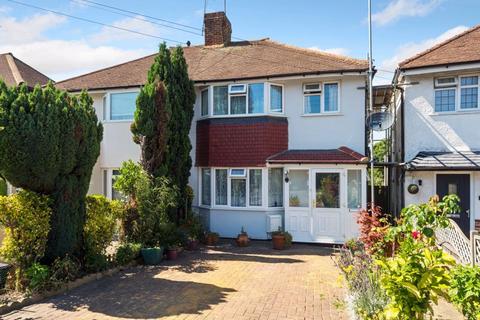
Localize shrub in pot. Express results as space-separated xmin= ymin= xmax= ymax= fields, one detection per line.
xmin=162 ymin=223 xmax=182 ymax=261
xmin=205 ymin=232 xmax=219 ymax=246
xmin=182 ymin=214 xmax=204 ymax=250
xmin=270 ymin=227 xmax=292 ymax=250
xmin=236 ymin=227 xmax=250 ymax=247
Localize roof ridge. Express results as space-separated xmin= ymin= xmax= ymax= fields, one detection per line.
xmin=262 ymin=39 xmax=367 ymax=66
xmin=56 ymin=52 xmax=157 ymax=85
xmin=399 ymin=24 xmax=480 ymax=68
xmin=5 ymin=53 xmax=24 ymax=85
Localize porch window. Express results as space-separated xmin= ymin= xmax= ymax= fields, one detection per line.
xmin=268 ymin=168 xmax=283 ymax=207
xmin=460 ymin=76 xmax=478 ymax=109
xmin=347 ymin=170 xmax=362 ymax=209
xmin=315 ymin=173 xmax=340 ymax=208
xmin=215 ymin=169 xmax=228 ymax=205
xmin=435 ymin=89 xmax=456 ymax=112
xmin=270 ymin=84 xmax=283 ymax=113
xmin=201 ymin=88 xmax=209 ymax=116
xmin=213 ymin=86 xmax=228 ymax=115
xmin=201 ymin=168 xmax=211 ymax=206
xmin=249 ymin=169 xmax=262 ymax=206
xmin=110 ymin=92 xmax=138 ymax=120
xmin=231 ymin=177 xmax=246 ymax=207
xmin=289 ymin=170 xmax=309 ymax=207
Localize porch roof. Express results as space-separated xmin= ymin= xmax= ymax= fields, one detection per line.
xmin=266 ymin=147 xmax=367 ymax=164
xmin=406 ymin=151 xmax=480 ymax=171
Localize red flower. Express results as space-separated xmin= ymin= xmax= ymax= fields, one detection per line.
xmin=411 ymin=230 xmax=421 ymax=239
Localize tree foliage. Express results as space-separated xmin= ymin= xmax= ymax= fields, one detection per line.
xmin=0 ymin=82 xmax=103 ymax=262
xmin=131 ymin=43 xmax=195 ymax=220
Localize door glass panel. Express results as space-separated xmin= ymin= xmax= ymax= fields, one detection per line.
xmin=289 ymin=170 xmax=309 ymax=207
xmin=315 ymin=173 xmax=340 ymax=208
xmin=448 ymin=183 xmax=457 ymax=195
xmin=347 ymin=170 xmax=362 ymax=209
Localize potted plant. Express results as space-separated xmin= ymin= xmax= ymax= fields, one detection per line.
xmin=236 ymin=227 xmax=250 ymax=247
xmin=141 ymin=246 xmax=164 ymax=265
xmin=184 ymin=215 xmax=204 ymax=250
xmin=270 ymin=227 xmax=292 ymax=250
xmin=162 ymin=223 xmax=181 ymax=261
xmin=205 ymin=231 xmax=219 ymax=246
xmin=289 ymin=195 xmax=300 ymax=207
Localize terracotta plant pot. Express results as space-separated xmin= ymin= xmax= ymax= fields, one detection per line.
xmin=166 ymin=248 xmax=178 ymax=260
xmin=205 ymin=233 xmax=218 ymax=246
xmin=272 ymin=234 xmax=286 ymax=250
xmin=236 ymin=233 xmax=250 ymax=247
xmin=186 ymin=239 xmax=199 ymax=251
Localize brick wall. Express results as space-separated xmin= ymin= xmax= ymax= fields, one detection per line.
xmin=204 ymin=12 xmax=231 ymax=46
xmin=476 ymin=219 xmax=480 ymax=231
xmin=196 ymin=116 xmax=288 ymax=167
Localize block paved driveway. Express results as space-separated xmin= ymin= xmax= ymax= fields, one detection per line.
xmin=3 ymin=241 xmax=348 ymax=320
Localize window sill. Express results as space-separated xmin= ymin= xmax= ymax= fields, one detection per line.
xmin=301 ymin=112 xmax=343 ymax=117
xmin=102 ymin=119 xmax=134 ymax=123
xmin=202 ymin=113 xmax=287 ymax=119
xmin=430 ymin=109 xmax=480 ymax=116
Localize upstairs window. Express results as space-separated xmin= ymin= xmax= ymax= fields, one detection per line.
xmin=212 ymin=83 xmax=266 ymax=116
xmin=248 ymin=83 xmax=264 ymax=114
xmin=110 ymin=92 xmax=138 ymax=121
xmin=213 ymin=86 xmax=228 ymax=115
xmin=303 ymin=82 xmax=339 ymax=114
xmin=324 ymin=83 xmax=339 ymax=112
xmin=229 ymin=84 xmax=247 ymax=114
xmin=435 ymin=89 xmax=456 ymax=112
xmin=201 ymin=88 xmax=209 ymax=116
xmin=460 ymin=76 xmax=478 ymax=110
xmin=270 ymin=84 xmax=283 ymax=113
xmin=304 ymin=83 xmax=322 ymax=114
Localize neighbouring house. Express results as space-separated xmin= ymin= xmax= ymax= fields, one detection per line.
xmin=0 ymin=52 xmax=51 ymax=88
xmin=393 ymin=24 xmax=480 ymax=237
xmin=56 ymin=11 xmax=369 ymax=243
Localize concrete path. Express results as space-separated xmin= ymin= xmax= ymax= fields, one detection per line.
xmin=3 ymin=241 xmax=348 ymax=320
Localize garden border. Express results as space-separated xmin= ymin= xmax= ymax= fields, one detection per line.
xmin=0 ymin=261 xmax=137 ymax=315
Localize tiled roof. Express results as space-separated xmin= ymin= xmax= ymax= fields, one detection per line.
xmin=267 ymin=147 xmax=367 ymax=164
xmin=56 ymin=39 xmax=368 ymax=91
xmin=0 ymin=53 xmax=51 ymax=87
xmin=406 ymin=151 xmax=480 ymax=170
xmin=399 ymin=25 xmax=480 ymax=70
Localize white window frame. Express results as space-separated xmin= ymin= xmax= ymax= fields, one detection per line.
xmin=302 ymin=81 xmax=341 ymax=115
xmin=434 ymin=87 xmax=457 ymax=113
xmin=459 ymin=75 xmax=479 ymax=111
xmin=199 ymin=167 xmax=212 ymax=206
xmin=268 ymin=83 xmax=285 ymax=114
xmin=303 ymin=82 xmax=322 ymax=115
xmin=102 ymin=168 xmax=120 ymax=200
xmin=323 ymin=81 xmax=341 ymax=113
xmin=200 ymin=87 xmax=209 ymax=117
xmin=432 ymin=74 xmax=480 ymax=114
xmin=434 ymin=76 xmax=458 ymax=88
xmin=228 ymin=84 xmax=248 ymax=115
xmin=103 ymin=89 xmax=140 ymax=122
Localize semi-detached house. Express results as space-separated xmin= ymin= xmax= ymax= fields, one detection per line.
xmin=57 ymin=12 xmax=369 ymax=243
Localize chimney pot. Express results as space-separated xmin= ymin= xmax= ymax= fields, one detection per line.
xmin=204 ymin=12 xmax=232 ymax=46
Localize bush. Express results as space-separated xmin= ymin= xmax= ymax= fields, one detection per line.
xmin=449 ymin=265 xmax=480 ymax=320
xmin=49 ymin=255 xmax=81 ymax=286
xmin=25 ymin=263 xmax=50 ymax=293
xmin=0 ymin=191 xmax=51 ymax=289
xmin=0 ymin=178 xmax=6 ymax=196
xmin=357 ymin=205 xmax=392 ymax=256
xmin=84 ymin=195 xmax=121 ymax=272
xmin=115 ymin=242 xmax=141 ymax=266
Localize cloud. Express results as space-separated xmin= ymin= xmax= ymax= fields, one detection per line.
xmin=308 ymin=46 xmax=349 ymax=56
xmin=380 ymin=25 xmax=469 ymax=72
xmin=372 ymin=0 xmax=441 ymax=26
xmin=0 ymin=12 xmax=151 ymax=81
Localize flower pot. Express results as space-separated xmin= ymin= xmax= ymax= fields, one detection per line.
xmin=141 ymin=247 xmax=164 ymax=265
xmin=205 ymin=233 xmax=218 ymax=246
xmin=272 ymin=234 xmax=286 ymax=250
xmin=166 ymin=248 xmax=178 ymax=260
xmin=236 ymin=234 xmax=250 ymax=247
xmin=186 ymin=239 xmax=199 ymax=251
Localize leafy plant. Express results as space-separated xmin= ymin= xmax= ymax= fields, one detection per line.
xmin=25 ymin=263 xmax=50 ymax=293
xmin=270 ymin=227 xmax=293 ymax=247
xmin=357 ymin=205 xmax=392 ymax=256
xmin=0 ymin=191 xmax=51 ymax=290
xmin=49 ymin=255 xmax=81 ymax=287
xmin=0 ymin=82 xmax=103 ymax=262
xmin=160 ymin=223 xmax=182 ymax=250
xmin=115 ymin=242 xmax=141 ymax=266
xmin=84 ymin=195 xmax=121 ymax=272
xmin=449 ymin=264 xmax=480 ymax=320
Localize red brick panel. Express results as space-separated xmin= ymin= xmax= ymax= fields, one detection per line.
xmin=476 ymin=219 xmax=480 ymax=231
xmin=196 ymin=117 xmax=288 ymax=167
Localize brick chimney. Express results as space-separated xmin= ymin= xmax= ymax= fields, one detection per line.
xmin=204 ymin=12 xmax=232 ymax=46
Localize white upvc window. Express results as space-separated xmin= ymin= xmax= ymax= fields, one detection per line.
xmin=303 ymin=82 xmax=340 ymax=114
xmin=433 ymin=75 xmax=480 ymax=113
xmin=103 ymin=168 xmax=122 ymax=200
xmin=459 ymin=75 xmax=479 ymax=110
xmin=201 ymin=88 xmax=209 ymax=116
xmin=269 ymin=83 xmax=284 ymax=113
xmin=103 ymin=91 xmax=139 ymax=121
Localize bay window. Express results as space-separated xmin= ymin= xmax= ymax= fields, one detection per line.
xmin=249 ymin=169 xmax=262 ymax=206
xmin=215 ymin=169 xmax=228 ymax=205
xmin=201 ymin=88 xmax=209 ymax=116
xmin=270 ymin=84 xmax=283 ymax=113
xmin=231 ymin=177 xmax=247 ymax=207
xmin=201 ymin=168 xmax=211 ymax=205
xmin=248 ymin=83 xmax=264 ymax=114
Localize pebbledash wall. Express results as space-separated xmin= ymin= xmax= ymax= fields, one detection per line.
xmin=87 ymin=75 xmax=366 ymax=239
xmin=402 ymin=72 xmax=480 ymax=230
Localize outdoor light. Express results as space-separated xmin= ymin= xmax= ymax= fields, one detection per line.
xmin=284 ymin=170 xmax=289 ymax=183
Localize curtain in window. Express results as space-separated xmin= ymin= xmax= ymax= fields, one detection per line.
xmin=324 ymin=83 xmax=338 ymax=112
xmin=201 ymin=168 xmax=211 ymax=205
xmin=304 ymin=95 xmax=321 ymax=113
xmin=289 ymin=170 xmax=309 ymax=207
xmin=270 ymin=85 xmax=282 ymax=112
xmin=231 ymin=95 xmax=246 ymax=114
xmin=268 ymin=168 xmax=283 ymax=207
xmin=249 ymin=169 xmax=262 ymax=206
xmin=215 ymin=169 xmax=227 ymax=205
xmin=248 ymin=83 xmax=264 ymax=114
xmin=201 ymin=89 xmax=209 ymax=116
xmin=110 ymin=92 xmax=138 ymax=120
xmin=213 ymin=86 xmax=228 ymax=115
xmin=347 ymin=170 xmax=362 ymax=209
xmin=231 ymin=179 xmax=246 ymax=207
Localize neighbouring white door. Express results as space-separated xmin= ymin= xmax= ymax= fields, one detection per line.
xmin=311 ymin=169 xmax=344 ymax=243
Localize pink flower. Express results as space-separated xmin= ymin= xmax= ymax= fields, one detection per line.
xmin=411 ymin=230 xmax=421 ymax=239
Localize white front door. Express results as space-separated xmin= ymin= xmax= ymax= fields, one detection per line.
xmin=311 ymin=169 xmax=344 ymax=243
